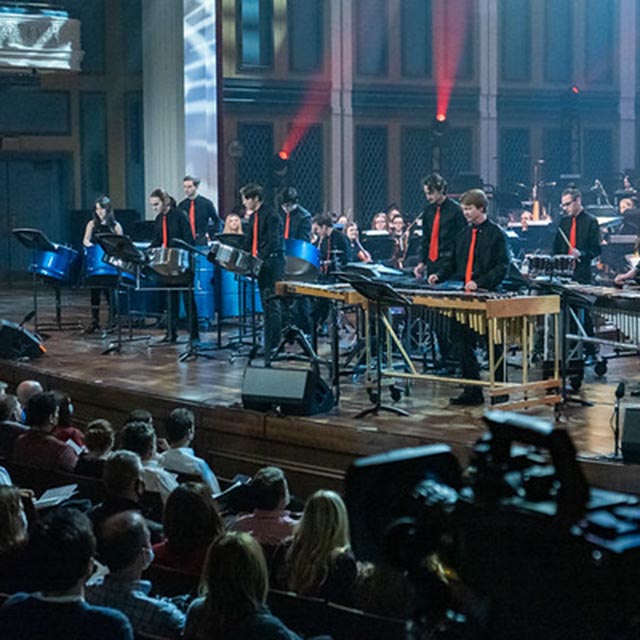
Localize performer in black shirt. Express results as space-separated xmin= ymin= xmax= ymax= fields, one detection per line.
xmin=429 ymin=189 xmax=509 ymax=405
xmin=242 ymin=183 xmax=285 ymax=364
xmin=414 ymin=174 xmax=466 ymax=370
xmin=82 ymin=195 xmax=123 ymax=333
xmin=178 ymin=175 xmax=222 ymax=245
xmin=149 ymin=188 xmax=199 ymax=343
xmin=552 ymin=187 xmax=600 ymax=285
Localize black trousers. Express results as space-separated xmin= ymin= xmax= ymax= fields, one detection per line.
xmin=90 ymin=287 xmax=114 ymax=325
xmin=258 ymin=254 xmax=285 ymax=360
xmin=167 ymin=287 xmax=200 ymax=341
xmin=455 ymin=323 xmax=505 ymax=385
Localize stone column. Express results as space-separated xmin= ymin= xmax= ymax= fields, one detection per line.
xmin=619 ymin=0 xmax=636 ymax=173
xmin=142 ymin=0 xmax=185 ymax=216
xmin=478 ymin=0 xmax=498 ymax=187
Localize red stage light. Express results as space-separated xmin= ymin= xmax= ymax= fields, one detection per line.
xmin=278 ymin=150 xmax=289 ymax=160
xmin=436 ymin=113 xmax=447 ymax=122
xmin=571 ymin=85 xmax=580 ymax=94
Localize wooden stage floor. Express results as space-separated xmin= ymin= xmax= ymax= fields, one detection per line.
xmin=1 ymin=285 xmax=639 ymax=496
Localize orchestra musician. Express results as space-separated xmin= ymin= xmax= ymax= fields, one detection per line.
xmin=149 ymin=188 xmax=200 ymax=344
xmin=389 ymin=212 xmax=407 ymax=268
xmin=428 ymin=189 xmax=509 ymax=406
xmin=346 ymin=223 xmax=372 ymax=263
xmin=414 ymin=173 xmax=466 ymax=371
xmin=223 ymin=211 xmax=244 ymax=235
xmin=178 ymin=175 xmax=222 ymax=245
xmin=371 ymin=212 xmax=390 ymax=232
xmin=82 ymin=196 xmax=123 ymax=334
xmin=241 ymin=183 xmax=285 ymax=364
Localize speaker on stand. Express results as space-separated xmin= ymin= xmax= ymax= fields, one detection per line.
xmin=0 ymin=319 xmax=45 ymax=360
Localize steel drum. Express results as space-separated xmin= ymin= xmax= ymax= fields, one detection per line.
xmin=526 ymin=254 xmax=553 ymax=278
xmin=147 ymin=247 xmax=191 ymax=281
xmin=29 ymin=245 xmax=79 ymax=283
xmin=220 ymin=269 xmax=262 ymax=317
xmin=83 ymin=245 xmax=135 ymax=286
xmin=284 ymin=239 xmax=320 ymax=282
xmin=212 ymin=242 xmax=262 ymax=277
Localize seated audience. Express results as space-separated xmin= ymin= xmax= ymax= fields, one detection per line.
xmin=87 ymin=510 xmax=186 ymax=639
xmin=184 ymin=531 xmax=302 ymax=640
xmin=91 ymin=451 xmax=163 ymax=543
xmin=0 ymin=507 xmax=133 ymax=640
xmin=152 ymin=482 xmax=223 ymax=575
xmin=230 ymin=466 xmax=299 ymax=546
xmin=274 ymin=489 xmax=357 ymax=605
xmin=75 ymin=419 xmax=115 ymax=478
xmin=0 ymin=465 xmax=10 ymax=485
xmin=51 ymin=390 xmax=85 ymax=448
xmin=12 ymin=392 xmax=78 ymax=473
xmin=16 ymin=379 xmax=43 ymax=420
xmin=118 ymin=420 xmax=177 ymax=502
xmin=0 ymin=485 xmax=29 ymax=592
xmin=159 ymin=408 xmax=220 ymax=493
xmin=0 ymin=394 xmax=27 ymax=458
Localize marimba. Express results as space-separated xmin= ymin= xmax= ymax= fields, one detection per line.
xmin=277 ymin=281 xmax=562 ymax=411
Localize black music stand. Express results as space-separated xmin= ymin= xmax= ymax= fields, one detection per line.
xmin=340 ymin=273 xmax=411 ymax=418
xmin=173 ymin=238 xmax=217 ymax=362
xmin=95 ymin=233 xmax=148 ymax=355
xmin=12 ymin=227 xmax=64 ymax=334
xmin=361 ymin=232 xmax=396 ymax=263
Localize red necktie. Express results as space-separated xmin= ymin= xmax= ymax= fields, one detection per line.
xmin=465 ymin=228 xmax=478 ymax=284
xmin=189 ymin=200 xmax=196 ymax=238
xmin=569 ymin=217 xmax=577 ymax=251
xmin=429 ymin=205 xmax=441 ymax=262
xmin=284 ymin=212 xmax=290 ymax=240
xmin=251 ymin=211 xmax=259 ymax=257
xmin=162 ymin=215 xmax=168 ymax=248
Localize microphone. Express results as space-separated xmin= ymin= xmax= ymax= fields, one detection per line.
xmin=616 ymin=382 xmax=626 ymax=400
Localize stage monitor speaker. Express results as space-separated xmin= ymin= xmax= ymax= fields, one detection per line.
xmin=622 ymin=405 xmax=640 ymax=463
xmin=0 ymin=320 xmax=45 ymax=360
xmin=241 ymin=366 xmax=334 ymax=416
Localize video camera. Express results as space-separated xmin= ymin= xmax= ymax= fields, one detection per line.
xmin=346 ymin=411 xmax=640 ymax=640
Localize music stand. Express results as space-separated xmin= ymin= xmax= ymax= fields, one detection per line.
xmin=339 ymin=273 xmax=411 ymax=418
xmin=361 ymin=232 xmax=396 ymax=262
xmin=173 ymin=238 xmax=217 ymax=362
xmin=13 ymin=228 xmax=63 ymax=334
xmin=95 ymin=233 xmax=148 ymax=355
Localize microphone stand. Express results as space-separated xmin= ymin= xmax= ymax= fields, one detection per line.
xmin=614 ymin=382 xmax=625 ymax=458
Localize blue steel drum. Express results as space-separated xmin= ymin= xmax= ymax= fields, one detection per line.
xmin=179 ymin=252 xmax=216 ymax=321
xmin=29 ymin=245 xmax=79 ymax=283
xmin=83 ymin=245 xmax=135 ymax=287
xmin=220 ymin=269 xmax=262 ymax=317
xmin=284 ymin=239 xmax=320 ymax=281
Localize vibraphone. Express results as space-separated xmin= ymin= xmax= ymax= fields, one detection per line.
xmin=277 ymin=281 xmax=562 ymax=411
xmin=556 ymin=283 xmax=640 ymax=360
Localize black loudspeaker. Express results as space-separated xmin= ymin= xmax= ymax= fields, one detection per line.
xmin=242 ymin=367 xmax=334 ymax=416
xmin=622 ymin=405 xmax=640 ymax=463
xmin=0 ymin=320 xmax=45 ymax=360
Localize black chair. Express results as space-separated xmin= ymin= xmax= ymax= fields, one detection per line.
xmin=267 ymin=589 xmax=331 ymax=638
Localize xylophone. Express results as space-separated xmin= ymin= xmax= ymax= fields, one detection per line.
xmin=277 ymin=281 xmax=562 ymax=411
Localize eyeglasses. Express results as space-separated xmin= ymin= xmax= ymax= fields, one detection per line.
xmin=560 ymin=198 xmax=576 ymax=209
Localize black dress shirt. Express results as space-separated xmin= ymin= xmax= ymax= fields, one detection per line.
xmin=283 ymin=204 xmax=312 ymax=242
xmin=422 ymin=197 xmax=466 ymax=275
xmin=319 ymin=229 xmax=351 ymax=273
xmin=178 ymin=194 xmax=221 ymax=243
xmin=438 ymin=218 xmax=509 ymax=291
xmin=150 ymin=207 xmax=194 ymax=248
xmin=243 ymin=204 xmax=284 ymax=260
xmin=552 ymin=210 xmax=601 ymax=284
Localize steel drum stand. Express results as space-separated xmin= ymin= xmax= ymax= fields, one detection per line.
xmin=95 ymin=233 xmax=151 ymax=355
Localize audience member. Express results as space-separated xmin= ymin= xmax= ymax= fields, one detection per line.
xmin=0 ymin=465 xmax=10 ymax=485
xmin=87 ymin=510 xmax=186 ymax=639
xmin=75 ymin=419 xmax=115 ymax=478
xmin=152 ymin=482 xmax=223 ymax=575
xmin=91 ymin=451 xmax=163 ymax=543
xmin=0 ymin=485 xmax=29 ymax=592
xmin=159 ymin=408 xmax=221 ymax=493
xmin=184 ymin=531 xmax=302 ymax=640
xmin=0 ymin=507 xmax=133 ymax=640
xmin=12 ymin=392 xmax=78 ymax=472
xmin=0 ymin=394 xmax=28 ymax=458
xmin=16 ymin=379 xmax=43 ymax=420
xmin=275 ymin=489 xmax=357 ymax=605
xmin=51 ymin=390 xmax=85 ymax=448
xmin=118 ymin=420 xmax=178 ymax=502
xmin=231 ymin=466 xmax=298 ymax=546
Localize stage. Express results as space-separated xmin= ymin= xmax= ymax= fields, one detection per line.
xmin=0 ymin=285 xmax=639 ymax=497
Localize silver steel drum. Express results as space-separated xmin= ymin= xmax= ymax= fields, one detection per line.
xmin=215 ymin=242 xmax=262 ymax=277
xmin=147 ymin=247 xmax=191 ymax=279
xmin=527 ymin=254 xmax=553 ymax=278
xmin=553 ymin=254 xmax=576 ymax=278
xmin=284 ymin=239 xmax=320 ymax=282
